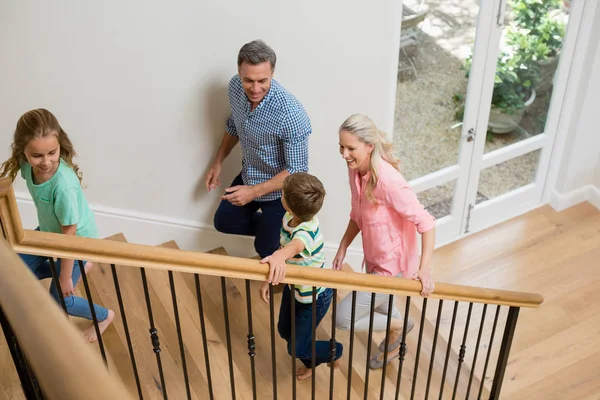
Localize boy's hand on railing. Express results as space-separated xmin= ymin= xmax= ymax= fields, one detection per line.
xmin=261 ymin=251 xmax=287 ymax=285
xmin=259 ymin=281 xmax=270 ymax=304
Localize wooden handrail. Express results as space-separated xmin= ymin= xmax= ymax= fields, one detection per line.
xmin=0 ymin=239 xmax=133 ymax=400
xmin=0 ymin=178 xmax=544 ymax=308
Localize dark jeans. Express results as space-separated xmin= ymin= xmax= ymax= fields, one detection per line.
xmin=277 ymin=285 xmax=343 ymax=368
xmin=213 ymin=173 xmax=286 ymax=258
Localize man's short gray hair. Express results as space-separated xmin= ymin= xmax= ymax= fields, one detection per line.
xmin=237 ymin=40 xmax=277 ymax=70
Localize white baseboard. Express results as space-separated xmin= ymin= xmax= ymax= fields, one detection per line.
xmin=550 ymin=185 xmax=600 ymax=211
xmin=590 ymin=185 xmax=600 ymax=211
xmin=15 ymin=191 xmax=365 ymax=271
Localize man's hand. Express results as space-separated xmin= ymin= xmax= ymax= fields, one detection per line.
xmin=222 ymin=185 xmax=257 ymax=206
xmin=205 ymin=162 xmax=222 ymax=192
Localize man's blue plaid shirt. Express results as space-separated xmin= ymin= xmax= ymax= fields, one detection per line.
xmin=226 ymin=75 xmax=311 ymax=202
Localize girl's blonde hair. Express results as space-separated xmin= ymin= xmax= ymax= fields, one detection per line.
xmin=0 ymin=109 xmax=83 ymax=183
xmin=339 ymin=113 xmax=400 ymax=205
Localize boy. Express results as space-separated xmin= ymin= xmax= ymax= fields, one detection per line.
xmin=259 ymin=172 xmax=343 ymax=380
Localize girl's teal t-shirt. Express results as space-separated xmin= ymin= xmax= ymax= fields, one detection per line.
xmin=21 ymin=159 xmax=98 ymax=238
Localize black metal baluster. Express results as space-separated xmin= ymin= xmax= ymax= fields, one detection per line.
xmin=221 ymin=277 xmax=236 ymax=400
xmin=245 ymin=280 xmax=257 ymax=400
xmin=379 ymin=294 xmax=395 ymax=400
xmin=110 ymin=264 xmax=143 ymax=400
xmin=140 ymin=268 xmax=168 ymax=399
xmin=478 ymin=305 xmax=500 ymax=400
xmin=489 ymin=307 xmax=520 ymax=400
xmin=194 ymin=274 xmax=214 ymax=400
xmin=394 ymin=296 xmax=411 ymax=400
xmin=410 ymin=298 xmax=428 ymax=400
xmin=363 ymin=293 xmax=376 ymax=400
xmin=290 ymin=284 xmax=296 ymax=398
xmin=466 ymin=304 xmax=488 ymax=399
xmin=346 ymin=291 xmax=357 ymax=400
xmin=329 ymin=288 xmax=338 ymax=400
xmin=269 ymin=283 xmax=277 ymax=400
xmin=424 ymin=300 xmax=444 ymax=400
xmin=0 ymin=305 xmax=45 ymax=400
xmin=48 ymin=258 xmax=67 ymax=313
xmin=452 ymin=302 xmax=473 ymax=400
xmin=311 ymin=287 xmax=317 ymax=400
xmin=77 ymin=260 xmax=106 ymax=365
xmin=169 ymin=271 xmax=191 ymax=399
xmin=438 ymin=301 xmax=459 ymax=400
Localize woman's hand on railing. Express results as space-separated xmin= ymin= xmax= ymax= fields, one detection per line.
xmin=412 ymin=268 xmax=435 ymax=297
xmin=259 ymin=281 xmax=270 ymax=304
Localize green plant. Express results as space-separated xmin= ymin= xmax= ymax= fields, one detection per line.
xmin=453 ymin=0 xmax=564 ymax=120
xmin=491 ymin=47 xmax=540 ymax=115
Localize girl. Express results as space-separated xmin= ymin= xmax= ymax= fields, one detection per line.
xmin=333 ymin=114 xmax=436 ymax=369
xmin=0 ymin=108 xmax=114 ymax=343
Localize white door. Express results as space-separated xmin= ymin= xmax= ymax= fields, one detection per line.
xmin=394 ymin=0 xmax=582 ymax=246
xmin=462 ymin=0 xmax=583 ymax=236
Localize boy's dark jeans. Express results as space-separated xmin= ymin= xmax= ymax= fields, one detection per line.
xmin=277 ymin=285 xmax=343 ymax=368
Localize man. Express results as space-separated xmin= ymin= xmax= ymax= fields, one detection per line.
xmin=205 ymin=40 xmax=311 ymax=259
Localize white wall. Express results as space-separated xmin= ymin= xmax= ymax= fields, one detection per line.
xmin=550 ymin=0 xmax=600 ymax=211
xmin=0 ymin=0 xmax=401 ymax=266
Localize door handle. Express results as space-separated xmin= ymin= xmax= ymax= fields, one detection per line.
xmin=465 ymin=128 xmax=475 ymax=142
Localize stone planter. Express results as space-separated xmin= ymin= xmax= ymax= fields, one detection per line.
xmin=488 ymin=89 xmax=536 ymax=134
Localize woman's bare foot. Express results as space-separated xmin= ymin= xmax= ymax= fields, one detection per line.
xmin=387 ymin=329 xmax=402 ymax=345
xmin=297 ymin=365 xmax=313 ymax=381
xmin=83 ymin=309 xmax=115 ymax=343
xmin=376 ymin=346 xmax=400 ymax=362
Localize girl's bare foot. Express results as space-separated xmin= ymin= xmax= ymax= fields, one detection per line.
xmin=297 ymin=365 xmax=313 ymax=381
xmin=83 ymin=309 xmax=115 ymax=343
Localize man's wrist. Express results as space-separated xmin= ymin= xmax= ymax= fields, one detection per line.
xmin=251 ymin=184 xmax=263 ymax=199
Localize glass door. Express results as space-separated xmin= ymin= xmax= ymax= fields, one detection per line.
xmin=394 ymin=0 xmax=501 ymax=246
xmin=463 ymin=0 xmax=579 ymax=235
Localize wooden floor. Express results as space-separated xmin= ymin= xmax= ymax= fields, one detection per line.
xmin=1 ymin=202 xmax=599 ymax=399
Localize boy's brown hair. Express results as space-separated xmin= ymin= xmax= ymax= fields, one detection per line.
xmin=282 ymin=172 xmax=326 ymax=222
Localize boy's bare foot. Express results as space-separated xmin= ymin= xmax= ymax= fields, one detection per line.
xmin=83 ymin=309 xmax=115 ymax=343
xmin=297 ymin=365 xmax=313 ymax=381
xmin=327 ymin=358 xmax=342 ymax=369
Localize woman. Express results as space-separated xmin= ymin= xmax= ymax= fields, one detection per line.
xmin=333 ymin=114 xmax=436 ymax=368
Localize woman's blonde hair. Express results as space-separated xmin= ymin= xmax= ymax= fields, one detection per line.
xmin=339 ymin=113 xmax=400 ymax=205
xmin=0 ymin=109 xmax=83 ymax=184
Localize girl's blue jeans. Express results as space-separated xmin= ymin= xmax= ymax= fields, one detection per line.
xmin=19 ymin=252 xmax=109 ymax=321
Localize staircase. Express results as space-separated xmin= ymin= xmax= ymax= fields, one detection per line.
xmin=77 ymin=233 xmax=496 ymax=400
xmin=0 ymin=177 xmax=543 ymax=400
